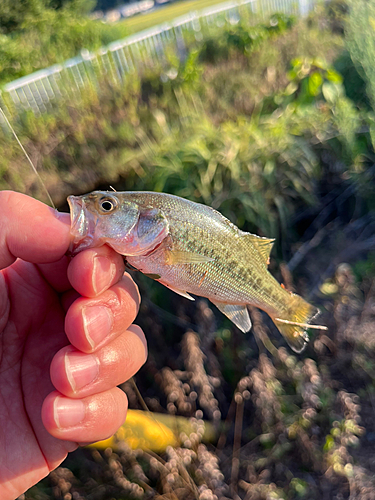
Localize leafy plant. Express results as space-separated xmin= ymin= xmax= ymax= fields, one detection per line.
xmin=283 ymin=57 xmax=343 ymax=106
xmin=198 ymin=14 xmax=296 ymax=64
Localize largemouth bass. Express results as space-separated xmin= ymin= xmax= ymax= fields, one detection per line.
xmin=68 ymin=191 xmax=319 ymax=352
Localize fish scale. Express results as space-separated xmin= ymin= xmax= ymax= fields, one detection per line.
xmin=68 ymin=190 xmax=320 ymax=353
xmin=130 ymin=233 xmax=287 ymax=310
xmin=126 ymin=202 xmax=282 ymax=308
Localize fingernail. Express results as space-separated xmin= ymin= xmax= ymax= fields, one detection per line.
xmin=93 ymin=255 xmax=116 ymax=295
xmin=82 ymin=305 xmax=113 ymax=349
xmin=65 ymin=351 xmax=100 ymax=392
xmin=54 ymin=397 xmax=86 ymax=429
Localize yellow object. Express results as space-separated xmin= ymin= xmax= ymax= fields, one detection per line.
xmin=320 ymin=282 xmax=339 ymax=295
xmin=87 ymin=410 xmax=215 ymax=452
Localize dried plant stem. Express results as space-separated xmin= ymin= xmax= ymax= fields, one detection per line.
xmin=146 ymin=449 xmax=199 ymax=499
xmin=130 ymin=377 xmax=150 ymax=412
xmin=275 ymin=318 xmax=328 ymax=330
xmin=178 ymin=464 xmax=200 ymax=500
xmin=145 ymin=449 xmax=167 ymax=466
xmin=287 ymin=223 xmax=331 ymax=273
xmin=216 ymin=398 xmax=236 ymax=454
xmin=249 ymin=307 xmax=278 ymax=356
xmin=360 ymin=276 xmax=375 ymax=321
xmin=231 ymin=395 xmax=244 ymax=495
xmin=129 ymin=377 xmax=175 ymax=445
xmin=280 ymin=262 xmax=295 ymax=292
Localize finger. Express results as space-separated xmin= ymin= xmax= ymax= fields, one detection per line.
xmin=61 ymin=289 xmax=81 ymax=312
xmin=65 ymin=273 xmax=140 ymax=353
xmin=50 ymin=325 xmax=147 ymax=398
xmin=42 ymin=388 xmax=128 ymax=442
xmin=67 ymin=245 xmax=126 ymax=298
xmin=0 ymin=191 xmax=71 ymax=269
xmin=37 ymin=255 xmax=71 ymax=293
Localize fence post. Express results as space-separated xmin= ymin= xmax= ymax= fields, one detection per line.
xmin=298 ymin=0 xmax=310 ymax=16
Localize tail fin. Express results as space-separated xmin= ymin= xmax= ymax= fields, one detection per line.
xmin=272 ymin=294 xmax=319 ymax=353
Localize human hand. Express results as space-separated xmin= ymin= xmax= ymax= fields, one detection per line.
xmin=0 ymin=191 xmax=147 ymax=499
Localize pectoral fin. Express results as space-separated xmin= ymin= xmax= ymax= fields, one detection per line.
xmin=124 ymin=260 xmax=161 ymax=280
xmin=143 ymin=273 xmax=161 ymax=280
xmin=211 ymin=301 xmax=252 ymax=333
xmin=161 ymin=283 xmax=195 ymax=301
xmin=165 ymin=250 xmax=214 ymax=265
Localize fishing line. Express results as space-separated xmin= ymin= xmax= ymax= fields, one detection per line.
xmin=0 ymin=106 xmax=55 ymax=209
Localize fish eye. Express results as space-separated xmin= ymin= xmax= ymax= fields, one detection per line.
xmin=98 ymin=196 xmax=117 ymax=214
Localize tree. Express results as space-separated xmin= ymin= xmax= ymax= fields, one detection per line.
xmin=0 ymin=0 xmax=94 ymax=34
xmin=48 ymin=0 xmax=95 ymax=14
xmin=0 ymin=0 xmax=44 ymax=34
xmin=94 ymin=0 xmax=136 ymax=12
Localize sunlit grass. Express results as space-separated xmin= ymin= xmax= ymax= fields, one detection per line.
xmin=116 ymin=0 xmax=229 ymax=34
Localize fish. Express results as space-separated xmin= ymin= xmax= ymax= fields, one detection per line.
xmin=68 ymin=190 xmax=320 ymax=353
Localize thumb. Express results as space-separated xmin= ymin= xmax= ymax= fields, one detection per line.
xmin=0 ymin=191 xmax=71 ymax=269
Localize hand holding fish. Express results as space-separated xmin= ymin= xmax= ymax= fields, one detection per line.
xmin=0 ymin=191 xmax=146 ymax=500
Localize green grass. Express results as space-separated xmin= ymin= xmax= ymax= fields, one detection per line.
xmin=117 ymin=0 xmax=230 ymax=35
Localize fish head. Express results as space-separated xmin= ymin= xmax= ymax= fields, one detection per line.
xmin=68 ymin=191 xmax=169 ymax=256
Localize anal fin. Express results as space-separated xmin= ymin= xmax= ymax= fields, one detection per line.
xmin=211 ymin=301 xmax=252 ymax=333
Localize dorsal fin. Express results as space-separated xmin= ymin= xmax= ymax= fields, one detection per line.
xmin=242 ymin=234 xmax=275 ymax=265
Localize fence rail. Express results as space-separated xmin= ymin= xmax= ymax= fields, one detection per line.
xmin=0 ymin=0 xmax=316 ymax=123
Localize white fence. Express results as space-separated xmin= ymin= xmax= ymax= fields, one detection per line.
xmin=0 ymin=0 xmax=316 ymax=122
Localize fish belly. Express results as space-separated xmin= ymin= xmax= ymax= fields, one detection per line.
xmin=126 ymin=250 xmax=278 ymax=309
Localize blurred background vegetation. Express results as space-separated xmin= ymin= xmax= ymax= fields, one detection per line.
xmin=0 ymin=0 xmax=130 ymax=83
xmin=3 ymin=0 xmax=375 ymax=498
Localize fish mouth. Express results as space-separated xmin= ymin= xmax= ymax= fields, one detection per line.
xmin=67 ymin=195 xmax=95 ymax=255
